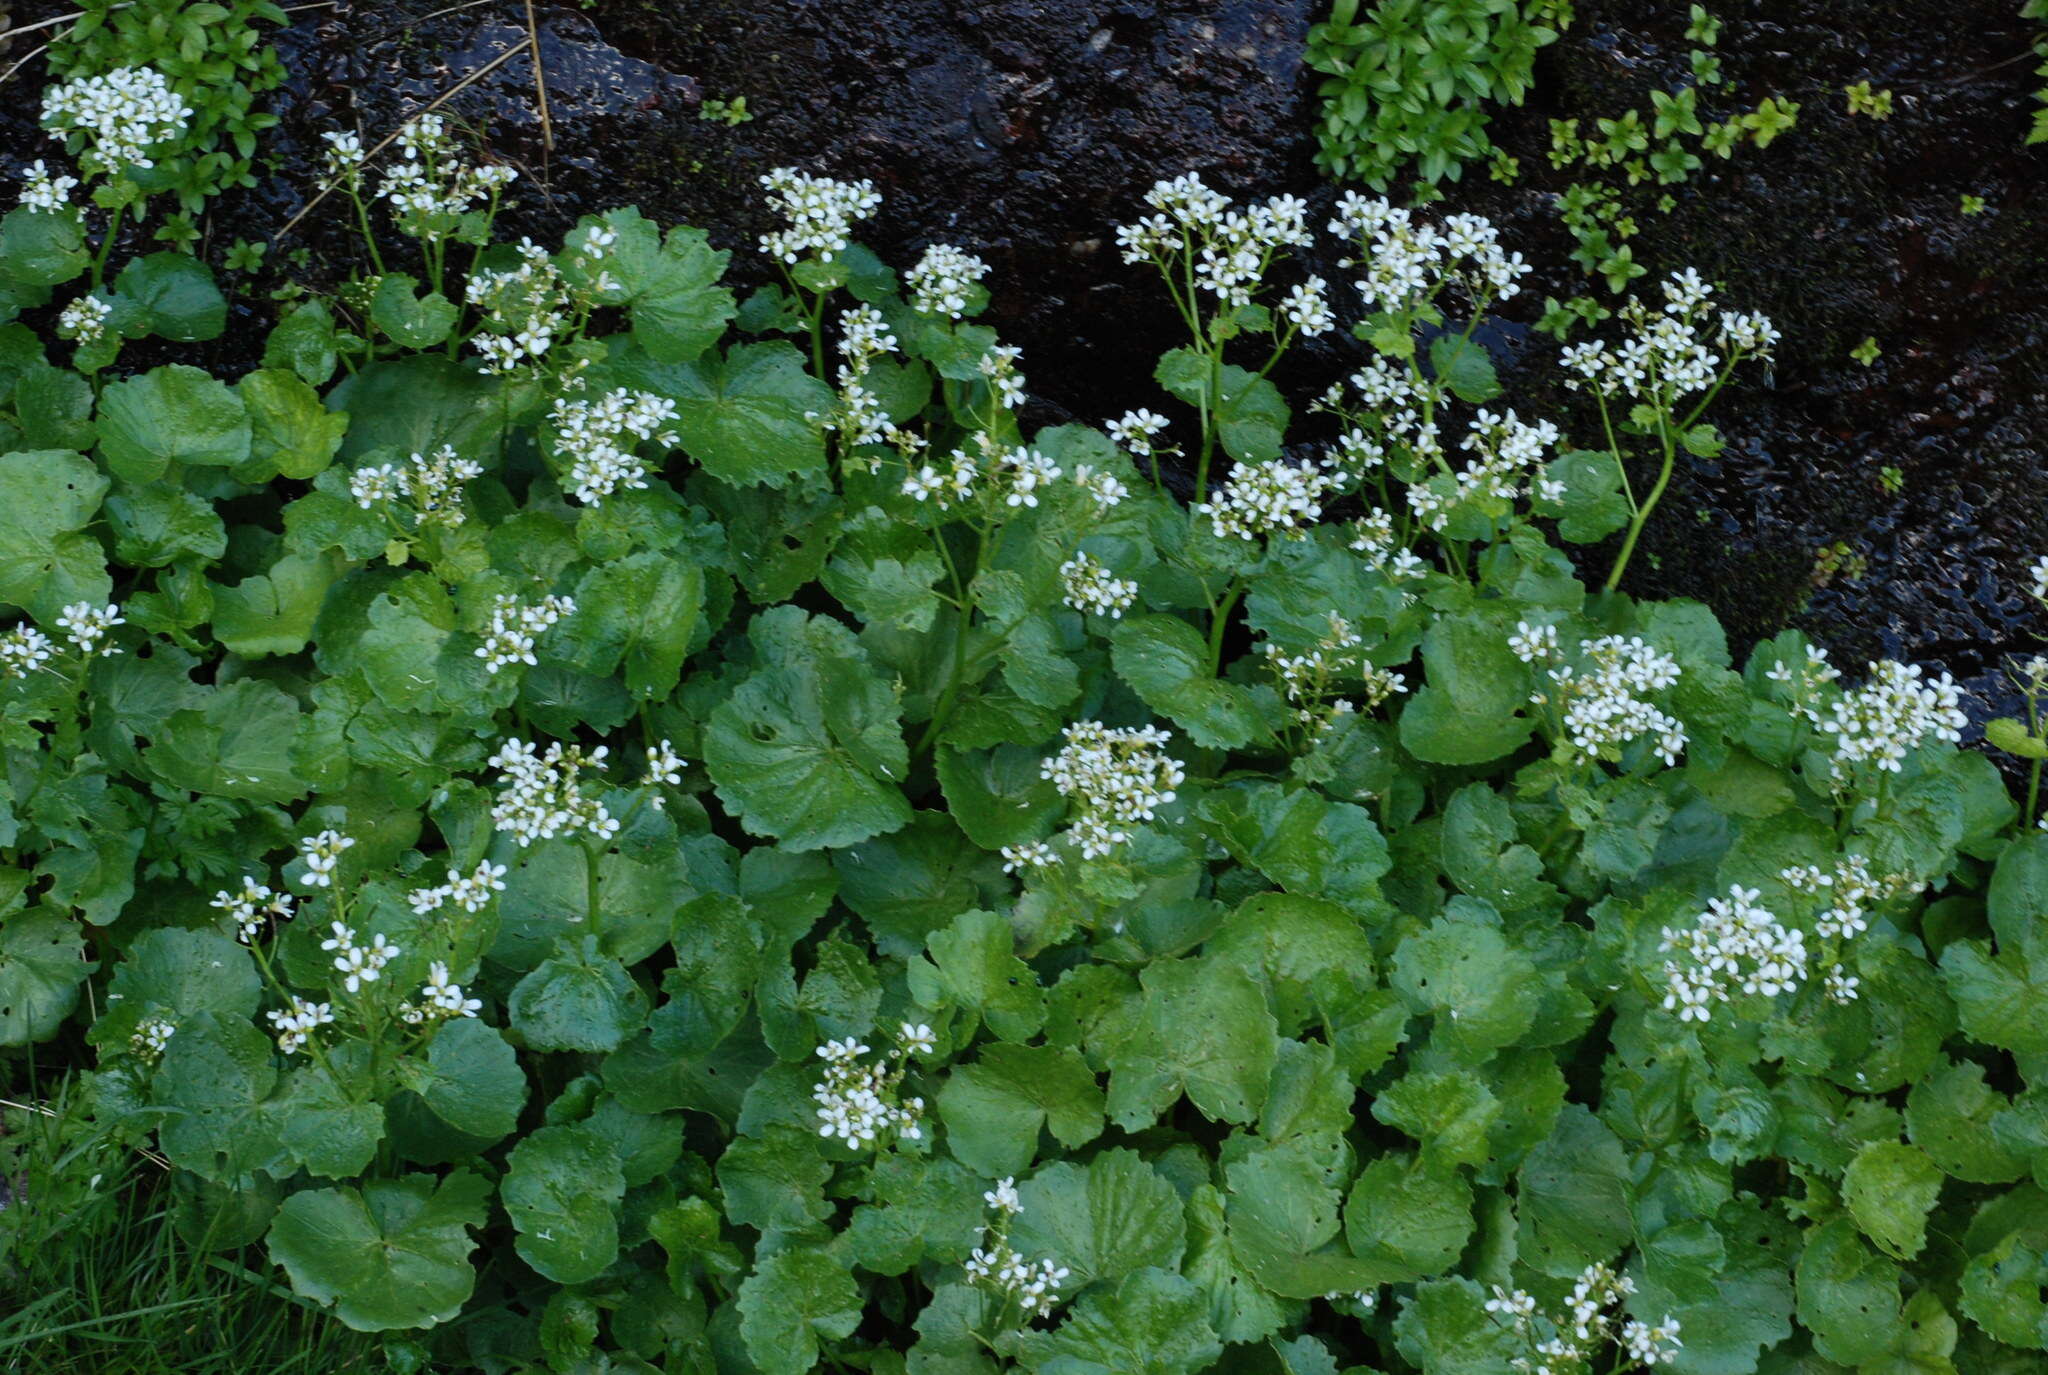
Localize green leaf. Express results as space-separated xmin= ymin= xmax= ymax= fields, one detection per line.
xmin=573 ymin=209 xmax=735 ymax=363
xmin=0 ymin=206 xmax=85 ymax=289
xmin=507 ymin=935 xmax=650 ymax=1053
xmin=105 ymin=481 xmax=227 ymax=568
xmin=1010 ymin=1149 xmax=1187 ymax=1290
xmin=1796 ymin=1214 xmax=1905 ymax=1365
xmin=1112 ymin=614 xmax=1265 ymax=750
xmin=114 ymin=252 xmax=227 ymax=341
xmin=1228 ymin=1136 xmax=1384 ymax=1296
xmin=266 ymin=1171 xmax=489 ymax=1332
xmin=151 ymin=1010 xmax=286 ymax=1182
xmin=935 ymin=743 xmax=1063 ymax=850
xmin=1202 ymin=784 xmax=1390 ymax=911
xmin=238 ymin=368 xmax=347 ymax=480
xmin=370 ymin=273 xmax=459 ymax=349
xmin=502 ymin=1124 xmax=626 ymax=1284
xmin=1013 ymin=1268 xmax=1222 ymax=1375
xmin=623 ymin=340 xmax=832 ymax=488
xmin=144 ymin=679 xmax=307 ymax=803
xmin=937 ymin=1042 xmax=1105 ymax=1177
xmin=1154 ymin=349 xmax=1290 ymax=461
xmin=910 ymin=908 xmax=1045 ymax=1041
xmin=264 ymin=300 xmax=341 ymax=385
xmin=1428 ymin=333 xmax=1500 ymax=403
xmin=1907 ymin=1059 xmax=2029 ymax=1184
xmin=1105 ymin=957 xmax=1279 ymax=1130
xmin=1987 ymin=832 xmax=2048 ymax=952
xmin=1398 ymin=611 xmax=1534 ymax=764
xmin=1515 ymin=1105 xmax=1633 ymax=1277
xmin=396 ymin=1018 xmax=527 ymax=1142
xmin=1843 ymin=1140 xmax=1943 ymax=1260
xmin=560 ymin=551 xmax=703 ymax=700
xmin=0 ymin=912 xmax=88 ymax=1045
xmin=737 ymin=1249 xmax=863 ymax=1375
xmin=1344 ymin=1154 xmax=1473 ymax=1280
xmin=717 ymin=1127 xmax=832 ymax=1232
xmin=1392 ymin=1278 xmax=1521 ymax=1375
xmin=1390 ymin=914 xmax=1540 ymax=1060
xmin=0 ymin=448 xmax=110 ymax=618
xmin=211 ymin=553 xmax=338 ymax=658
xmin=1960 ymin=1231 xmax=2048 ymax=1351
xmin=98 ymin=364 xmax=252 ymax=481
xmin=280 ymin=1062 xmax=385 ymax=1179
xmin=704 ymin=605 xmax=912 ymax=851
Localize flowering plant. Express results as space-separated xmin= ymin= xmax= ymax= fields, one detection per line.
xmin=5 ymin=118 xmax=2047 ymax=1375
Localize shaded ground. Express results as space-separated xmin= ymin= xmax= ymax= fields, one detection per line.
xmin=3 ymin=0 xmax=2047 ymax=728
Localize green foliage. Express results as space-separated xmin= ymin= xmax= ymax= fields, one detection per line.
xmin=2 ymin=112 xmax=2044 ymax=1375
xmin=46 ymin=0 xmax=289 ymax=218
xmin=1306 ymin=0 xmax=1569 ymax=188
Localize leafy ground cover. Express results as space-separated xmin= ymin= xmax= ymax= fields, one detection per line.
xmin=4 ymin=12 xmax=2048 ymax=1375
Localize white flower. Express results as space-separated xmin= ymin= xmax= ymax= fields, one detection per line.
xmin=130 ymin=1016 xmax=176 ymax=1062
xmin=1533 ymin=635 xmax=1688 ymax=767
xmin=1106 ymin=409 xmax=1170 ymax=456
xmin=296 ymin=830 xmax=356 ymax=889
xmin=53 ymin=602 xmax=123 ymax=657
xmin=211 ymin=876 xmax=295 ymax=943
xmin=899 ymin=1022 xmax=937 ymax=1055
xmin=1041 ymin=721 xmax=1186 ymax=859
xmin=549 ymin=389 xmax=677 ymax=505
xmin=267 ymin=996 xmax=334 ymax=1056
xmin=1660 ymin=886 xmax=1807 ymax=1021
xmin=414 ymin=962 xmax=483 ymax=1020
xmin=476 ymin=593 xmax=574 ymax=673
xmin=1508 ymin=621 xmax=1559 ymax=663
xmin=320 ymin=130 xmax=365 ymax=182
xmin=1070 ymin=465 xmax=1129 ymax=510
xmin=984 ymin=1177 xmax=1022 ymax=1214
xmin=1196 ymin=460 xmax=1335 ymax=541
xmin=486 ymin=738 xmax=617 ymax=845
xmin=758 ymin=167 xmax=881 ymax=264
xmin=907 ymin=244 xmax=990 ymax=319
xmin=1000 ymin=842 xmax=1060 ymax=873
xmin=2031 ymin=553 xmax=2048 ymax=603
xmin=56 ymin=292 xmax=112 ymax=346
xmin=645 ymin=739 xmax=687 ymax=787
xmin=0 ymin=624 xmax=57 ymax=680
xmin=1808 ymin=659 xmax=1966 ymax=778
xmin=42 ymin=66 xmax=192 ymax=173
xmin=1280 ymin=275 xmax=1334 ymax=336
xmin=348 ymin=446 xmax=483 ymax=528
xmin=17 ymin=159 xmax=78 ymax=213
xmin=1060 ymin=551 xmax=1139 ymax=618
xmin=812 ymin=1034 xmax=925 ymax=1147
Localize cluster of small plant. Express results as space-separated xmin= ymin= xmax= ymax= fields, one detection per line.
xmin=2026 ymin=0 xmax=2048 ymax=143
xmin=1535 ymin=6 xmax=1801 ymax=334
xmin=1305 ymin=0 xmax=1572 ymax=189
xmin=10 ymin=45 xmax=2048 ymax=1375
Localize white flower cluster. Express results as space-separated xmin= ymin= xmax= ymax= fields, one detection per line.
xmin=1805 ymin=659 xmax=1966 ymax=779
xmin=965 ymin=1177 xmax=1070 ymax=1321
xmin=978 ymin=343 xmax=1028 ymax=409
xmin=1106 ymin=409 xmax=1170 ymax=459
xmin=1059 ymin=551 xmax=1139 ymax=618
xmin=1264 ymin=611 xmax=1406 ymax=734
xmin=2031 ymin=553 xmax=2048 ymax=603
xmin=321 ymin=922 xmax=400 ymax=995
xmin=55 ymin=602 xmax=124 ymax=658
xmin=211 ymin=876 xmax=296 ymax=944
xmin=1330 ymin=194 xmax=1530 ymax=314
xmin=1041 ymin=721 xmax=1186 ymax=859
xmin=56 ymin=293 xmax=111 ymax=346
xmin=1778 ymin=855 xmax=1920 ymax=1004
xmin=1115 ymin=174 xmax=1313 ymax=309
xmin=1348 ymin=509 xmax=1429 ymax=582
xmin=320 ymin=130 xmax=365 ymax=184
xmin=400 ymin=962 xmax=483 ymax=1024
xmin=1522 ymin=630 xmax=1688 ymax=768
xmin=476 ymin=593 xmax=575 ymax=674
xmin=1659 ymin=885 xmax=1807 ymax=1022
xmin=1487 ymin=1263 xmax=1680 ymax=1374
xmin=902 ymin=435 xmax=1063 ymax=511
xmin=376 ymin=114 xmax=517 ymax=236
xmin=907 ymin=243 xmax=989 ymax=319
xmin=548 ymin=388 xmax=679 ymax=505
xmin=42 ymin=66 xmax=192 ymax=174
xmin=1763 ymin=642 xmax=1843 ymax=705
xmin=467 ymin=234 xmax=587 ymax=373
xmin=349 ymin=445 xmax=484 ymax=529
xmin=825 ymin=304 xmax=900 ymax=447
xmin=758 ymin=166 xmax=881 ymax=264
xmin=0 ymin=624 xmax=56 ymax=680
xmin=1196 ymin=459 xmax=1337 ymax=541
xmin=1560 ymin=269 xmax=1776 ymax=404
xmin=1280 ymin=275 xmax=1335 ymax=336
xmin=407 ymin=860 xmax=508 ymax=916
xmin=267 ymin=996 xmax=335 ymax=1056
xmin=812 ymin=1023 xmax=932 ymax=1147
xmin=131 ymin=1016 xmax=175 ymax=1062
xmin=645 ymin=739 xmax=687 ymax=786
xmin=17 ymin=159 xmax=77 ymax=213
xmin=486 ymin=738 xmax=618 ymax=846
xmin=296 ymin=829 xmax=356 ymax=889
xmin=1000 ymin=841 xmax=1059 ymax=873
xmin=1406 ymin=409 xmax=1561 ymax=533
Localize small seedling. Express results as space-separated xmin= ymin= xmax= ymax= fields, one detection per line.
xmin=1960 ymin=193 xmax=1988 ymax=216
xmin=1878 ymin=465 xmax=1905 ymax=494
xmin=225 ymin=238 xmax=268 ymax=272
xmin=700 ymin=96 xmax=754 ymax=126
xmin=1851 ymin=336 xmax=1881 ymax=366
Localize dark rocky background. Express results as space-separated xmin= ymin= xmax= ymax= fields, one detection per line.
xmin=3 ymin=0 xmax=2046 ymax=733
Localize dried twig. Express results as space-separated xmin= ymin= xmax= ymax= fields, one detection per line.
xmin=524 ymin=0 xmax=552 ymax=155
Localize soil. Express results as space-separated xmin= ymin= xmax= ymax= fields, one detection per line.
xmin=3 ymin=0 xmax=2047 ymax=732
